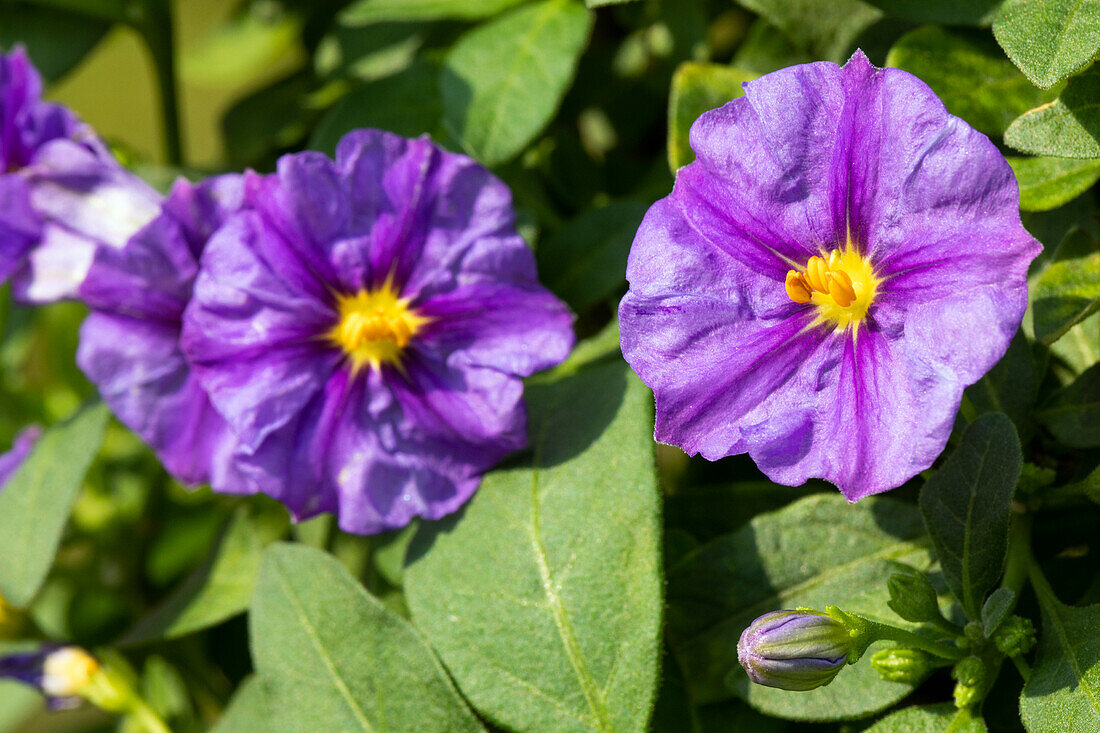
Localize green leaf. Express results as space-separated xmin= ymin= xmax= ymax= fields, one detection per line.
xmin=993 ymin=0 xmax=1100 ymax=88
xmin=886 ymin=26 xmax=1053 ymax=137
xmin=919 ymin=413 xmax=1022 ymax=618
xmin=667 ymin=63 xmax=756 ymax=171
xmin=586 ymin=0 xmax=639 ymax=6
xmin=981 ymin=587 xmax=1016 ymax=637
xmin=315 ymin=21 xmax=426 ymax=82
xmin=537 ymin=201 xmax=647 ymax=312
xmin=863 ymin=0 xmax=1001 ymax=25
xmin=251 ymin=543 xmax=484 ymax=733
xmin=405 ymin=362 xmax=662 ymax=733
xmin=0 ymin=404 xmax=108 ymax=608
xmin=211 ymin=677 xmax=271 ymax=733
xmin=1051 ymin=312 xmax=1100 ymax=375
xmin=1033 ymin=229 xmax=1100 ymax=345
xmin=310 ymin=62 xmax=443 ymax=157
xmin=0 ymin=6 xmax=110 ymax=83
xmin=180 ymin=12 xmax=303 ymax=87
xmin=222 ymin=71 xmax=316 ymax=166
xmin=665 ymin=481 xmax=823 ymax=542
xmin=962 ymin=330 xmax=1037 ymax=438
xmin=0 ymin=680 xmax=38 ymax=733
xmin=341 ymin=0 xmax=527 ymax=24
xmin=1021 ymin=574 xmax=1100 ymax=732
xmin=668 ymin=494 xmax=935 ymax=718
xmin=733 ymin=0 xmax=884 ymax=63
xmin=867 ymin=703 xmax=987 ymax=732
xmin=119 ymin=509 xmax=268 ymax=645
xmin=1037 ymin=362 xmax=1100 ymax=447
xmin=1004 ymin=67 xmax=1100 ymax=159
xmin=441 ymin=0 xmax=594 ymax=167
xmin=1010 ymin=156 xmax=1100 ymax=212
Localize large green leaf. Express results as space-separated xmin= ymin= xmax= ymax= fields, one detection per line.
xmin=962 ymin=331 xmax=1036 ymax=438
xmin=886 ymin=26 xmax=1052 ymax=137
xmin=310 ymin=62 xmax=443 ymax=157
xmin=1010 ymin=157 xmax=1100 ymax=212
xmin=993 ymin=0 xmax=1100 ymax=88
xmin=863 ymin=0 xmax=1000 ymax=25
xmin=667 ymin=62 xmax=756 ymax=171
xmin=341 ymin=0 xmax=527 ymax=24
xmin=1037 ymin=362 xmax=1100 ymax=447
xmin=441 ymin=0 xmax=594 ymax=167
xmin=0 ymin=5 xmax=110 ymax=83
xmin=1004 ymin=67 xmax=1100 ymax=159
xmin=537 ymin=201 xmax=647 ymax=313
xmin=405 ymin=362 xmax=662 ymax=733
xmin=251 ymin=543 xmax=483 ymax=733
xmin=211 ymin=677 xmax=271 ymax=733
xmin=668 ymin=494 xmax=935 ymax=719
xmin=1021 ymin=574 xmax=1100 ymax=732
xmin=180 ymin=11 xmax=303 ymax=87
xmin=0 ymin=681 xmax=38 ymax=733
xmin=1032 ymin=229 xmax=1100 ymax=345
xmin=919 ymin=414 xmax=1021 ymax=619
xmin=0 ymin=404 xmax=108 ymax=608
xmin=733 ymin=0 xmax=884 ymax=63
xmin=119 ymin=509 xmax=268 ymax=645
xmin=867 ymin=703 xmax=986 ymax=732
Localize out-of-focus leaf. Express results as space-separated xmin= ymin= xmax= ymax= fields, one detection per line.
xmin=1020 ymin=577 xmax=1100 ymax=732
xmin=181 ymin=11 xmax=303 ymax=87
xmin=731 ymin=19 xmax=812 ymax=75
xmin=667 ymin=62 xmax=755 ymax=170
xmin=223 ymin=71 xmax=317 ymax=165
xmin=342 ymin=0 xmax=527 ymax=24
xmin=1005 ymin=67 xmax=1100 ymax=159
xmin=1033 ymin=229 xmax=1100 ymax=345
xmin=0 ymin=678 xmax=39 ymax=733
xmin=441 ymin=0 xmax=594 ymax=167
xmin=993 ymin=0 xmax=1100 ymax=88
xmin=211 ymin=677 xmax=271 ymax=733
xmin=1037 ymin=362 xmax=1100 ymax=448
xmin=919 ymin=414 xmax=1021 ymax=618
xmin=119 ymin=509 xmax=268 ymax=645
xmin=863 ymin=0 xmax=1000 ymax=25
xmin=733 ymin=0 xmax=883 ymax=62
xmin=886 ymin=25 xmax=1052 ymax=136
xmin=0 ymin=5 xmax=110 ymax=83
xmin=315 ymin=21 xmax=425 ymax=82
xmin=538 ymin=201 xmax=647 ymax=312
xmin=0 ymin=403 xmax=108 ymax=607
xmin=1051 ymin=312 xmax=1100 ymax=375
xmin=1010 ymin=156 xmax=1100 ymax=212
xmin=586 ymin=0 xmax=639 ymax=6
xmin=668 ymin=494 xmax=935 ymax=718
xmin=406 ymin=362 xmax=662 ymax=732
xmin=251 ymin=544 xmax=484 ymax=732
xmin=867 ymin=703 xmax=986 ymax=732
xmin=310 ymin=61 xmax=442 ymax=156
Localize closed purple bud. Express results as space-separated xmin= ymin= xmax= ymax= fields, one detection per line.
xmin=737 ymin=610 xmax=851 ymax=691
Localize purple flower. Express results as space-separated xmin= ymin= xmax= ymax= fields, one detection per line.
xmin=0 ymin=646 xmax=99 ymax=709
xmin=0 ymin=47 xmax=160 ymax=302
xmin=0 ymin=425 xmax=41 ymax=488
xmin=182 ymin=130 xmax=574 ymax=534
xmin=737 ymin=610 xmax=851 ymax=691
xmin=619 ymin=51 xmax=1041 ymax=499
xmin=76 ymin=175 xmax=253 ymax=494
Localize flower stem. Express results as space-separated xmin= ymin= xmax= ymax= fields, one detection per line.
xmin=1001 ymin=511 xmax=1032 ymax=601
xmin=131 ymin=700 xmax=172 ymax=733
xmin=1011 ymin=653 xmax=1032 ymax=682
xmin=134 ymin=0 xmax=183 ymax=166
xmin=867 ymin=621 xmax=967 ymax=661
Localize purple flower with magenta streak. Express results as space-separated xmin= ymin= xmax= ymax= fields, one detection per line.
xmin=182 ymin=129 xmax=574 ymax=534
xmin=76 ymin=175 xmax=254 ymax=494
xmin=0 ymin=47 xmax=160 ymax=303
xmin=619 ymin=51 xmax=1041 ymax=499
xmin=738 ymin=610 xmax=851 ymax=691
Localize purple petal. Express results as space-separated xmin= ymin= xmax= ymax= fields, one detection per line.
xmin=0 ymin=425 xmax=42 ymax=488
xmin=0 ymin=175 xmax=39 ymax=283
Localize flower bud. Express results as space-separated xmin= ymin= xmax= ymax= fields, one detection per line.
xmin=993 ymin=616 xmax=1036 ymax=658
xmin=886 ymin=567 xmax=941 ymax=623
xmin=0 ymin=645 xmax=99 ymax=709
xmin=952 ymin=656 xmax=987 ymax=709
xmin=870 ymin=647 xmax=940 ymax=684
xmin=737 ymin=610 xmax=851 ymax=691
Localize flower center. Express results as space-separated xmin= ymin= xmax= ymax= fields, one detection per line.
xmin=784 ymin=247 xmax=879 ymax=330
xmin=327 ymin=284 xmax=427 ymax=372
xmin=42 ymin=648 xmax=99 ymax=698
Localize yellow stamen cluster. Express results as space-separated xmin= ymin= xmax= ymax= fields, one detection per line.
xmin=42 ymin=647 xmax=100 ymax=699
xmin=326 ymin=283 xmax=427 ymax=372
xmin=785 ymin=248 xmax=879 ymax=331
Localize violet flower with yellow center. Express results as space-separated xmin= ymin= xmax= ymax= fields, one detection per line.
xmin=619 ymin=51 xmax=1041 ymax=499
xmin=182 ymin=129 xmax=574 ymax=534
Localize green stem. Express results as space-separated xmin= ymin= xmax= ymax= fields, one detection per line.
xmin=868 ymin=621 xmax=967 ymax=660
xmin=1027 ymin=555 xmax=1063 ymax=615
xmin=1001 ymin=512 xmax=1032 ymax=601
xmin=927 ymin=614 xmax=965 ymax=638
xmin=959 ymin=393 xmax=978 ymax=424
xmin=1011 ymin=653 xmax=1032 ymax=681
xmin=134 ymin=0 xmax=183 ymax=166
xmin=131 ymin=700 xmax=172 ymax=733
